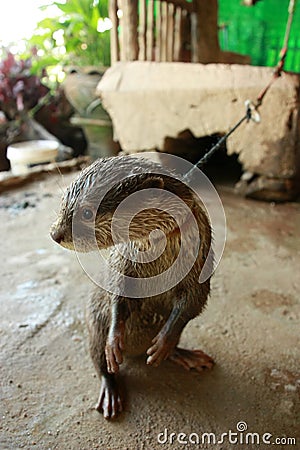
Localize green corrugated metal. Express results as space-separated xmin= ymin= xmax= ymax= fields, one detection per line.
xmin=218 ymin=0 xmax=300 ymax=73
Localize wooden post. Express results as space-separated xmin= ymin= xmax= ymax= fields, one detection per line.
xmin=139 ymin=0 xmax=147 ymax=60
xmin=122 ymin=0 xmax=139 ymax=61
xmin=118 ymin=0 xmax=126 ymax=60
xmin=164 ymin=0 xmax=194 ymax=12
xmin=146 ymin=0 xmax=154 ymax=60
xmin=173 ymin=7 xmax=182 ymax=61
xmin=161 ymin=1 xmax=168 ymax=61
xmin=193 ymin=0 xmax=221 ymax=63
xmin=166 ymin=2 xmax=175 ymax=61
xmin=190 ymin=11 xmax=199 ymax=62
xmin=155 ymin=1 xmax=163 ymax=61
xmin=109 ymin=0 xmax=120 ymax=63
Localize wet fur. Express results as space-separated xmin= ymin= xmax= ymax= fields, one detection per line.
xmin=51 ymin=155 xmax=213 ymax=416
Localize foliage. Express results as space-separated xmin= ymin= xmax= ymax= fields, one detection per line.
xmin=0 ymin=52 xmax=49 ymax=120
xmin=26 ymin=0 xmax=111 ymax=68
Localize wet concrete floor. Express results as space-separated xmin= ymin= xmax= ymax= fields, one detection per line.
xmin=0 ymin=171 xmax=299 ymax=449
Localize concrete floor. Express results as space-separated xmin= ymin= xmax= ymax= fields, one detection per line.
xmin=0 ymin=171 xmax=299 ymax=450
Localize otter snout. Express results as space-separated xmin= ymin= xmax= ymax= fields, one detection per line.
xmin=50 ymin=228 xmax=64 ymax=244
xmin=50 ymin=224 xmax=75 ymax=250
xmin=50 ymin=218 xmax=69 ymax=247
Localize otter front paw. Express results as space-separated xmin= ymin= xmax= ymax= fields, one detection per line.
xmin=105 ymin=331 xmax=124 ymax=374
xmin=146 ymin=333 xmax=177 ymax=367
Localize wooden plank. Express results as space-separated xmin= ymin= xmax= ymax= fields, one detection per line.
xmin=109 ymin=0 xmax=120 ymax=63
xmin=190 ymin=11 xmax=199 ymax=62
xmin=173 ymin=7 xmax=182 ymax=61
xmin=119 ymin=0 xmax=126 ymax=61
xmin=155 ymin=1 xmax=163 ymax=61
xmin=146 ymin=0 xmax=154 ymax=60
xmin=166 ymin=2 xmax=175 ymax=61
xmin=138 ymin=0 xmax=147 ymax=60
xmin=161 ymin=1 xmax=168 ymax=61
xmin=164 ymin=0 xmax=195 ymax=13
xmin=120 ymin=0 xmax=139 ymax=61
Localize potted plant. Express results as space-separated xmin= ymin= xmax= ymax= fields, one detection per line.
xmin=0 ymin=51 xmax=84 ymax=173
xmin=0 ymin=51 xmax=51 ymax=171
xmin=25 ymin=0 xmax=119 ymax=159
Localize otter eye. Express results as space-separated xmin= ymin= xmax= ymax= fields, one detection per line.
xmin=82 ymin=208 xmax=94 ymax=221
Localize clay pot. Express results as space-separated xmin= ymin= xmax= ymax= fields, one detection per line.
xmin=63 ymin=67 xmax=120 ymax=159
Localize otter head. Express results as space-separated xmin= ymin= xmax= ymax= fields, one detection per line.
xmin=50 ymin=156 xmax=169 ymax=252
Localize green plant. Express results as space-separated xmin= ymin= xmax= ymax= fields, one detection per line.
xmin=27 ymin=0 xmax=111 ymax=68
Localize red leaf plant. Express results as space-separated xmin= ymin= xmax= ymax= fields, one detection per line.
xmin=0 ymin=52 xmax=49 ymax=120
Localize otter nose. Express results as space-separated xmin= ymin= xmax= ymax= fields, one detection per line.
xmin=51 ymin=229 xmax=64 ymax=244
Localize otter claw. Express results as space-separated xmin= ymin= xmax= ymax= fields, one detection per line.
xmin=169 ymin=347 xmax=214 ymax=372
xmin=96 ymin=376 xmax=123 ymax=419
xmin=146 ymin=334 xmax=175 ymax=367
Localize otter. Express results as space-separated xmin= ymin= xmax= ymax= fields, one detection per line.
xmin=50 ymin=155 xmax=214 ymax=419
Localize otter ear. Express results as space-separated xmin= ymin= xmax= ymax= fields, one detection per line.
xmin=137 ymin=175 xmax=164 ymax=191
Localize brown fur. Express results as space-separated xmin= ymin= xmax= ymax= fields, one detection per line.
xmin=51 ymin=155 xmax=213 ymax=418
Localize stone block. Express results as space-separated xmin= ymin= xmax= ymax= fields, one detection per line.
xmin=96 ymin=62 xmax=300 ymax=198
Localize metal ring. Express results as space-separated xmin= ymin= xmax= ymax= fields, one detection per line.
xmin=245 ymin=100 xmax=261 ymax=123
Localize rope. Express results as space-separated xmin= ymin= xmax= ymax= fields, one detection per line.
xmin=256 ymin=0 xmax=297 ymax=107
xmin=185 ymin=0 xmax=297 ymax=177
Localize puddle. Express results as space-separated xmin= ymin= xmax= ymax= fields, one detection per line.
xmin=266 ymin=368 xmax=300 ymax=395
xmin=0 ymin=191 xmax=53 ymax=215
xmin=1 ymin=281 xmax=63 ymax=331
xmin=250 ymin=289 xmax=296 ymax=313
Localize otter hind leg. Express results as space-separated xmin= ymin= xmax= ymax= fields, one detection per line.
xmin=168 ymin=347 xmax=214 ymax=372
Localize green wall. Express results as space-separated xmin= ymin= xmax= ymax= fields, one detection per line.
xmin=218 ymin=0 xmax=300 ymax=73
